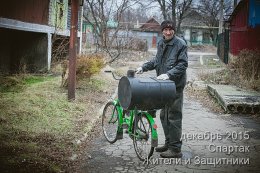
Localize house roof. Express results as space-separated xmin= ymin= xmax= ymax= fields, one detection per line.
xmin=139 ymin=17 xmax=161 ymax=32
xmin=228 ymin=0 xmax=248 ymax=22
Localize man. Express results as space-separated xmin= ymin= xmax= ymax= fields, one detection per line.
xmin=136 ymin=20 xmax=188 ymax=158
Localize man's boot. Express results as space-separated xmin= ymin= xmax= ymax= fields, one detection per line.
xmin=160 ymin=149 xmax=182 ymax=158
xmin=155 ymin=144 xmax=168 ymax=152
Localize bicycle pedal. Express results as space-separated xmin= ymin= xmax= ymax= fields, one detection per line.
xmin=122 ymin=124 xmax=128 ymax=129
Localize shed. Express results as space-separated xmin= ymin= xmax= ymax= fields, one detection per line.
xmin=0 ymin=0 xmax=83 ymax=74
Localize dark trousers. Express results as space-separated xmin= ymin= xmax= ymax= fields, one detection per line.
xmin=160 ymin=88 xmax=183 ymax=152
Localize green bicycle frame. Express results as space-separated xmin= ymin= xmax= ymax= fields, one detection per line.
xmin=141 ymin=112 xmax=158 ymax=147
xmin=112 ymin=99 xmax=158 ymax=147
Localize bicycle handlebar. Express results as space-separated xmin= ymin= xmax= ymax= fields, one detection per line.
xmin=104 ymin=70 xmax=121 ymax=80
xmin=105 ymin=69 xmax=158 ymax=81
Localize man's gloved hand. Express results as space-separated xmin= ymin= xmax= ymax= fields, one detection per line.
xmin=136 ymin=67 xmax=143 ymax=74
xmin=157 ymin=74 xmax=169 ymax=80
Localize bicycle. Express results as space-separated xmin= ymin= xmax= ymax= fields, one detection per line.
xmin=102 ymin=70 xmax=159 ymax=161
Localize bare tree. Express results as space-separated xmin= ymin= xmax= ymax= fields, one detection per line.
xmin=151 ymin=0 xmax=194 ymax=34
xmin=119 ymin=8 xmax=150 ymax=28
xmin=196 ymin=0 xmax=232 ymax=41
xmin=153 ymin=0 xmax=169 ymax=20
xmin=84 ymin=0 xmax=145 ymax=62
xmin=175 ymin=0 xmax=193 ymax=34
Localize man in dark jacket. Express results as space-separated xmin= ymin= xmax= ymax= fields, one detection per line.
xmin=136 ymin=20 xmax=188 ymax=158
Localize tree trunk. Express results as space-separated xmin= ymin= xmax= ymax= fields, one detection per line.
xmin=171 ymin=0 xmax=176 ymax=27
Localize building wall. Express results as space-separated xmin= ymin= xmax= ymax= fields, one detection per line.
xmin=0 ymin=29 xmax=48 ymax=73
xmin=82 ymin=22 xmax=94 ymax=49
xmin=0 ymin=0 xmax=51 ymax=73
xmin=230 ymin=0 xmax=260 ymax=55
xmin=182 ymin=28 xmax=217 ymax=46
xmin=248 ymin=0 xmax=260 ymax=27
xmin=49 ymin=0 xmax=68 ymax=29
xmin=134 ymin=31 xmax=160 ymax=49
xmin=0 ymin=0 xmax=83 ymax=73
xmin=0 ymin=0 xmax=49 ymax=25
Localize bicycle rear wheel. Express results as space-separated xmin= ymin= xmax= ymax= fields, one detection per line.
xmin=102 ymin=101 xmax=118 ymax=143
xmin=133 ymin=113 xmax=154 ymax=161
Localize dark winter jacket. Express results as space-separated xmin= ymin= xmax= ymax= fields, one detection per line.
xmin=142 ymin=36 xmax=188 ymax=89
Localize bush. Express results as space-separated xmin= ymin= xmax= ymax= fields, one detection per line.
xmin=61 ymin=54 xmax=105 ymax=87
xmin=76 ymin=54 xmax=105 ymax=79
xmin=127 ymin=38 xmax=148 ymax=51
xmin=229 ymin=49 xmax=260 ymax=90
xmin=198 ymin=49 xmax=260 ymax=91
xmin=230 ymin=49 xmax=260 ymax=80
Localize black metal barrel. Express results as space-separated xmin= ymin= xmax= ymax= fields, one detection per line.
xmin=118 ymin=76 xmax=176 ymax=110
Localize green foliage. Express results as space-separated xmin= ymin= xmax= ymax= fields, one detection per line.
xmin=23 ymin=76 xmax=46 ymax=85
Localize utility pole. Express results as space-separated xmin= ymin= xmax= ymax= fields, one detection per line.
xmin=68 ymin=0 xmax=79 ymax=100
xmin=218 ymin=0 xmax=224 ymax=34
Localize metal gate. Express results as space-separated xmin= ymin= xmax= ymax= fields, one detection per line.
xmin=217 ymin=29 xmax=230 ymax=64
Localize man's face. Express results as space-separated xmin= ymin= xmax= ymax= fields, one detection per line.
xmin=162 ymin=28 xmax=174 ymax=40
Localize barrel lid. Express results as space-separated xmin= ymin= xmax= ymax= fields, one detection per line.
xmin=118 ymin=76 xmax=132 ymax=109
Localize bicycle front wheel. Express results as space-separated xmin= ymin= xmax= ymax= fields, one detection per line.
xmin=133 ymin=113 xmax=154 ymax=161
xmin=102 ymin=101 xmax=118 ymax=143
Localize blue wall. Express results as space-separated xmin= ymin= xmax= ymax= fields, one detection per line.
xmin=249 ymin=0 xmax=260 ymax=27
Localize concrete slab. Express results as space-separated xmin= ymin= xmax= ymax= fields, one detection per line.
xmin=207 ymin=84 xmax=260 ymax=114
xmin=188 ymin=52 xmax=216 ymax=56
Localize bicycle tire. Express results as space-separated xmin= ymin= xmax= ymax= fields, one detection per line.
xmin=133 ymin=113 xmax=154 ymax=161
xmin=102 ymin=101 xmax=119 ymax=143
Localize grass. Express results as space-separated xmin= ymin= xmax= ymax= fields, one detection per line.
xmin=0 ymin=75 xmax=53 ymax=92
xmin=0 ymin=73 xmax=113 ymax=172
xmin=0 ymin=76 xmax=76 ymax=135
xmin=202 ymin=55 xmax=223 ymax=68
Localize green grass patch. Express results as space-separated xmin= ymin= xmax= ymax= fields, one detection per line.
xmin=0 ymin=73 xmax=111 ymax=172
xmin=0 ymin=76 xmax=86 ymax=136
xmin=23 ymin=75 xmax=52 ymax=85
xmin=0 ymin=75 xmax=53 ymax=92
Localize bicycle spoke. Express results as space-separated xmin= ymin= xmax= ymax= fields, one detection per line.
xmin=133 ymin=114 xmax=154 ymax=161
xmin=102 ymin=101 xmax=118 ymax=143
xmin=108 ymin=107 xmax=118 ymax=123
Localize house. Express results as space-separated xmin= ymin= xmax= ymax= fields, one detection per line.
xmin=108 ymin=17 xmax=161 ymax=50
xmin=135 ymin=17 xmax=161 ymax=49
xmin=82 ymin=19 xmax=95 ymax=50
xmin=0 ymin=0 xmax=83 ymax=74
xmin=81 ymin=18 xmax=119 ymax=51
xmin=228 ymin=0 xmax=260 ymax=55
xmin=180 ymin=10 xmax=219 ymax=46
xmin=82 ymin=17 xmax=161 ymax=51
